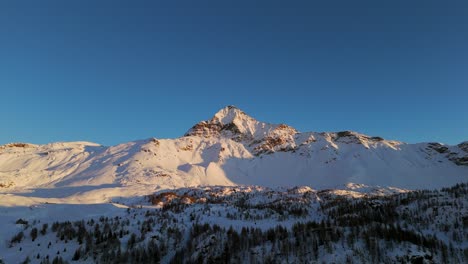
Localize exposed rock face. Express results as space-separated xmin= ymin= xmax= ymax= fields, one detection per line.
xmin=452 ymin=156 xmax=468 ymax=166
xmin=0 ymin=181 xmax=14 ymax=188
xmin=458 ymin=142 xmax=468 ymax=153
xmin=185 ymin=122 xmax=224 ymax=138
xmin=184 ymin=106 xmax=248 ymax=138
xmin=427 ymin=143 xmax=449 ymax=154
xmin=252 ymin=124 xmax=298 ymax=155
xmin=455 ymin=142 xmax=468 ymax=166
xmin=332 ymin=131 xmax=398 ymax=149
xmin=335 ymin=131 xmax=384 ymax=143
xmin=426 ymin=142 xmax=468 ymax=166
xmin=0 ymin=142 xmax=37 ymax=150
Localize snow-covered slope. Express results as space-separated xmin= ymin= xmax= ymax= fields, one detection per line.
xmin=0 ymin=106 xmax=467 ymax=202
xmin=1 ymin=183 xmax=467 ymax=263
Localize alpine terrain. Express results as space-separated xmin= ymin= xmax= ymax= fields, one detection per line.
xmin=0 ymin=106 xmax=467 ymax=263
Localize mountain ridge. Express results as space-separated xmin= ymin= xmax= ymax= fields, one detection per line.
xmin=3 ymin=105 xmax=465 ymax=148
xmin=0 ymin=106 xmax=467 ymax=197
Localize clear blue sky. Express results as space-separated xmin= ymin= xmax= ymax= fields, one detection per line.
xmin=1 ymin=0 xmax=467 ymax=146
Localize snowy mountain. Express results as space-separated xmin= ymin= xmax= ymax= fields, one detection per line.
xmin=1 ymin=106 xmax=467 ymax=194
xmin=1 ymin=106 xmax=467 ymax=263
xmin=1 ymin=106 xmax=466 ymax=199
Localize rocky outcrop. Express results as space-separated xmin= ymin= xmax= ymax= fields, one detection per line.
xmin=451 ymin=156 xmax=468 ymax=166
xmin=0 ymin=142 xmax=37 ymax=150
xmin=427 ymin=142 xmax=468 ymax=166
xmin=185 ymin=122 xmax=224 ymax=138
xmin=427 ymin=143 xmax=449 ymax=154
xmin=458 ymin=142 xmax=468 ymax=153
xmin=252 ymin=124 xmax=298 ymax=155
xmin=0 ymin=181 xmax=14 ymax=188
xmin=454 ymin=142 xmax=468 ymax=166
xmin=335 ymin=131 xmax=388 ymax=145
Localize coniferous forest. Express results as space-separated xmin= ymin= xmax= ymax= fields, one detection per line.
xmin=4 ymin=183 xmax=467 ymax=264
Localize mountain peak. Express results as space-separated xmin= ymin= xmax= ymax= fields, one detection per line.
xmin=184 ymin=106 xmax=301 ymax=148
xmin=211 ymin=105 xmax=254 ymax=125
xmin=184 ymin=106 xmax=259 ymax=138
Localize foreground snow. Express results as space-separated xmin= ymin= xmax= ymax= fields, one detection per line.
xmin=0 ymin=183 xmax=466 ymax=263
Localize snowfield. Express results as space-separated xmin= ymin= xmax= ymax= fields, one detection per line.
xmin=0 ymin=106 xmax=467 ymax=263
xmin=0 ymin=184 xmax=466 ymax=263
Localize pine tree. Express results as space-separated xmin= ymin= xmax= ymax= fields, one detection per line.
xmin=20 ymin=256 xmax=30 ymax=264
xmin=10 ymin=231 xmax=24 ymax=245
xmin=30 ymin=227 xmax=38 ymax=242
xmin=40 ymin=223 xmax=48 ymax=235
